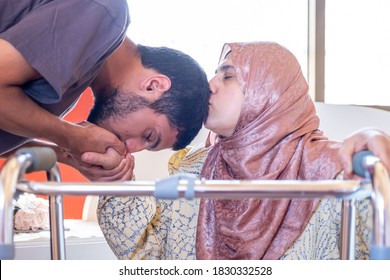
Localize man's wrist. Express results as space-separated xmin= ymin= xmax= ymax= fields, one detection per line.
xmin=46 ymin=120 xmax=80 ymax=153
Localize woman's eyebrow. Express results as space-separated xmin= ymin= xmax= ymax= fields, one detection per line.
xmin=215 ymin=65 xmax=235 ymax=74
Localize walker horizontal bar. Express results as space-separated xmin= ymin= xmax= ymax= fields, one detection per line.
xmin=16 ymin=178 xmax=370 ymax=200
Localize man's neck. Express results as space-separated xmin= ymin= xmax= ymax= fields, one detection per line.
xmin=91 ymin=38 xmax=139 ymax=92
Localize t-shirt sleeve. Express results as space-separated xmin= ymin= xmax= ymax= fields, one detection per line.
xmin=0 ymin=0 xmax=130 ymax=98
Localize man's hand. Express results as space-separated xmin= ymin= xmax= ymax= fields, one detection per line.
xmin=339 ymin=128 xmax=390 ymax=179
xmin=4 ymin=141 xmax=134 ymax=182
xmin=62 ymin=121 xmax=126 ymax=162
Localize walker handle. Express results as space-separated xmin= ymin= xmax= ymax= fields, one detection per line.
xmin=352 ymin=150 xmax=374 ymax=178
xmin=15 ymin=147 xmax=57 ymax=173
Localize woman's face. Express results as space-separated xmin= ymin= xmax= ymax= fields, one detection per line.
xmin=205 ymin=55 xmax=244 ymax=137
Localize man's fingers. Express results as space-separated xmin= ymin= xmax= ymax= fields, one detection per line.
xmin=77 ymin=120 xmax=126 ymax=155
xmin=111 ymin=140 xmax=126 ymax=156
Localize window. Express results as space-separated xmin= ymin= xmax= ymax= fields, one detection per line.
xmin=126 ymin=0 xmax=389 ymax=107
xmin=126 ymin=0 xmax=308 ymax=82
xmin=325 ymin=0 xmax=390 ymax=106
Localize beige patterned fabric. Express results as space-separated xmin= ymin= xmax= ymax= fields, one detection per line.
xmin=97 ymin=143 xmax=209 ymax=259
xmin=281 ymin=195 xmax=371 ymax=260
xmin=97 ymin=142 xmax=371 ymax=260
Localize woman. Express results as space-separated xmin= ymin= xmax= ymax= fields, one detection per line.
xmin=195 ymin=41 xmax=369 ymax=260
xmin=98 ymin=42 xmax=389 ymax=260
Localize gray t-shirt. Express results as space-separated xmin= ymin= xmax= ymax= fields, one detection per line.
xmin=0 ymin=0 xmax=130 ymax=154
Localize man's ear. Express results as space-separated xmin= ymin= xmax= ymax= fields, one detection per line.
xmin=141 ymin=74 xmax=172 ymax=98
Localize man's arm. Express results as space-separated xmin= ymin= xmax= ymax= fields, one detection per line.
xmin=0 ymin=38 xmax=126 ymax=163
xmin=2 ymin=139 xmax=134 ymax=182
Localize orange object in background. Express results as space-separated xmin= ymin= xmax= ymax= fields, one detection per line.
xmin=0 ymin=89 xmax=94 ymax=219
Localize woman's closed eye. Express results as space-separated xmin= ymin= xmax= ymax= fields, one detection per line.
xmin=221 ymin=65 xmax=236 ymax=80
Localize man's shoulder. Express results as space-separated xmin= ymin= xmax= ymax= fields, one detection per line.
xmin=92 ymin=0 xmax=129 ymax=21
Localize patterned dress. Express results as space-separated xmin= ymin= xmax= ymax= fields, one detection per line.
xmin=97 ymin=143 xmax=208 ymax=259
xmin=97 ymin=143 xmax=371 ymax=260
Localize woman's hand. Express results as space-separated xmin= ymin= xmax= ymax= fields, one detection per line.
xmin=61 ymin=148 xmax=135 ymax=182
xmin=339 ymin=128 xmax=390 ymax=178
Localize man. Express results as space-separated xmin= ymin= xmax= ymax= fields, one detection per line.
xmin=1 ymin=1 xmax=388 ymax=183
xmin=0 ymin=0 xmax=210 ymax=181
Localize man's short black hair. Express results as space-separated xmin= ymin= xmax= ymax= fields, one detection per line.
xmin=138 ymin=45 xmax=210 ymax=150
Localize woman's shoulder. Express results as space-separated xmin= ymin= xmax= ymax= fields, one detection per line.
xmin=168 ymin=142 xmax=210 ymax=175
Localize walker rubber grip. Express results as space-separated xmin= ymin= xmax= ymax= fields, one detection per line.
xmin=0 ymin=244 xmax=14 ymax=260
xmin=15 ymin=147 xmax=57 ymax=173
xmin=370 ymin=245 xmax=390 ymax=260
xmin=154 ymin=174 xmax=197 ymax=199
xmin=154 ymin=175 xmax=179 ymax=199
xmin=352 ymin=150 xmax=374 ymax=178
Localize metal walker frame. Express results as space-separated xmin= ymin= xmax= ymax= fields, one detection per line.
xmin=1 ymin=148 xmax=389 ymax=260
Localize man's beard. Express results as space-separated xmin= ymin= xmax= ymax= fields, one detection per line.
xmin=88 ymin=87 xmax=150 ymax=125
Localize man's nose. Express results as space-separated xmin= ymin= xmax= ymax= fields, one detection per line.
xmin=125 ymin=139 xmax=148 ymax=153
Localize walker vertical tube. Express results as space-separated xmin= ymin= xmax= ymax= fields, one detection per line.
xmin=0 ymin=147 xmax=57 ymax=260
xmin=47 ymin=165 xmax=66 ymax=260
xmin=369 ymin=160 xmax=390 ymax=259
xmin=0 ymin=154 xmax=31 ymax=259
xmin=353 ymin=151 xmax=390 ymax=259
xmin=340 ymin=199 xmax=356 ymax=260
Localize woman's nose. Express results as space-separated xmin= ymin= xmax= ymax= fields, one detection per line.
xmin=209 ymin=76 xmax=218 ymax=95
xmin=125 ymin=139 xmax=148 ymax=153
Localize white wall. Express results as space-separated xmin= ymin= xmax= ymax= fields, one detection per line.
xmin=315 ymin=102 xmax=390 ymax=141
xmin=133 ymin=126 xmax=210 ymax=180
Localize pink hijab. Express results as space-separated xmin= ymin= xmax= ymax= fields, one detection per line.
xmin=196 ymin=42 xmax=343 ymax=260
